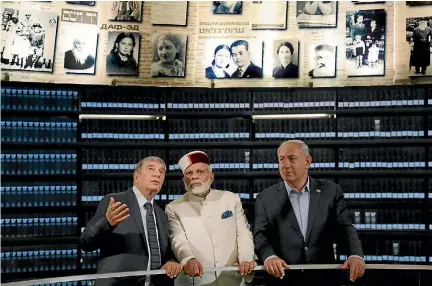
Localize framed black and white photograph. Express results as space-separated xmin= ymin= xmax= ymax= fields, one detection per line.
xmin=406 ymin=17 xmax=432 ymax=76
xmin=250 ymin=1 xmax=287 ymax=30
xmin=406 ymin=1 xmax=432 ymax=6
xmin=109 ymin=1 xmax=142 ymax=22
xmin=212 ymin=1 xmax=242 ymax=14
xmin=272 ymin=40 xmax=299 ymax=78
xmin=204 ymin=39 xmax=263 ymax=79
xmin=352 ymin=1 xmax=385 ymax=4
xmin=296 ymin=1 xmax=337 ymax=28
xmin=1 ymin=8 xmax=58 ymax=72
xmin=308 ymin=44 xmax=336 ymax=78
xmin=151 ymin=33 xmax=187 ymax=77
xmin=345 ymin=9 xmax=386 ymax=76
xmin=66 ymin=1 xmax=95 ymax=5
xmin=63 ymin=25 xmax=98 ymax=74
xmin=106 ymin=31 xmax=139 ymax=76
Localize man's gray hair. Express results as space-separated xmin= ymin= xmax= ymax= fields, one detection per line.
xmin=134 ymin=156 xmax=166 ymax=173
xmin=277 ymin=140 xmax=310 ymax=157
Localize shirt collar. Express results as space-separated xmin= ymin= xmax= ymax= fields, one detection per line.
xmin=132 ymin=185 xmax=153 ymax=207
xmin=239 ymin=62 xmax=251 ymax=74
xmin=284 ymin=176 xmax=310 ymax=195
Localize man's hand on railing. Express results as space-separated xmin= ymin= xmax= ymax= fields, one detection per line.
xmin=263 ymin=257 xmax=290 ymax=279
xmin=183 ymin=258 xmax=204 ymax=277
xmin=234 ymin=261 xmax=257 ymax=276
xmin=161 ymin=261 xmax=182 ymax=279
xmin=340 ymin=256 xmax=366 ymax=282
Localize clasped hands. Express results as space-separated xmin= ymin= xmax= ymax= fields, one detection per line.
xmin=183 ymin=258 xmax=257 ymax=277
xmin=264 ymin=256 xmax=365 ymax=282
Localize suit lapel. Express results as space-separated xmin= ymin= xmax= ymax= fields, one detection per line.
xmin=126 ymin=189 xmax=148 ymax=255
xmin=275 ymin=182 xmax=304 ymax=239
xmin=305 ymin=178 xmax=321 ymax=244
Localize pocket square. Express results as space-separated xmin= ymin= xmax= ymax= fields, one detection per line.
xmin=221 ymin=210 xmax=233 ymax=219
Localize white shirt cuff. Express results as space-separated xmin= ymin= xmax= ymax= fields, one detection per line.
xmin=264 ymin=255 xmax=278 ymax=263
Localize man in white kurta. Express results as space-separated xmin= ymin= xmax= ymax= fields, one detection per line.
xmin=166 ymin=151 xmax=255 ymax=286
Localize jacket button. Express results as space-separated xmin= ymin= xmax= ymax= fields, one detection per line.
xmin=305 ymin=247 xmax=309 ymax=251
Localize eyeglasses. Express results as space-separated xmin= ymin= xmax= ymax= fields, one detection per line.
xmin=185 ymin=169 xmax=208 ymax=178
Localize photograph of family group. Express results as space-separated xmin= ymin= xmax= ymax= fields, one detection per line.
xmin=1 ymin=8 xmax=58 ymax=72
xmin=205 ymin=39 xmax=263 ymax=79
xmin=345 ymin=9 xmax=386 ymax=76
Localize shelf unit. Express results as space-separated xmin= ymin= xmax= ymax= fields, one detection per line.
xmin=1 ymin=81 xmax=431 ymax=283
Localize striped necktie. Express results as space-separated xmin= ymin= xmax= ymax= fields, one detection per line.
xmin=144 ymin=202 xmax=161 ymax=269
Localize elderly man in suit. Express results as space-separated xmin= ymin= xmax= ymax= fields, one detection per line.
xmin=254 ymin=140 xmax=366 ymax=285
xmin=230 ymin=40 xmax=263 ymax=78
xmin=80 ymin=156 xmax=182 ymax=286
xmin=166 ymin=151 xmax=256 ymax=286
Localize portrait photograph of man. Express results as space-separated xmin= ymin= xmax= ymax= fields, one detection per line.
xmin=296 ymin=1 xmax=337 ymax=28
xmin=109 ymin=1 xmax=142 ymax=22
xmin=406 ymin=16 xmax=432 ymax=76
xmin=308 ymin=44 xmax=336 ymax=78
xmin=63 ymin=25 xmax=98 ymax=74
xmin=204 ymin=39 xmax=263 ymax=79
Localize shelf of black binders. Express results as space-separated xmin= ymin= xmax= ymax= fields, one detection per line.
xmin=77 ymin=84 xmax=432 ymax=266
xmin=2 ymin=82 xmax=432 ymax=281
xmin=0 ymin=83 xmax=83 ymax=282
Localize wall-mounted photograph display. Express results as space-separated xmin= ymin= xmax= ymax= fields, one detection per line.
xmin=204 ymin=39 xmax=263 ymax=79
xmin=272 ymin=40 xmax=299 ymax=78
xmin=308 ymin=44 xmax=336 ymax=78
xmin=352 ymin=1 xmax=385 ymax=4
xmin=106 ymin=31 xmax=139 ymax=76
xmin=63 ymin=24 xmax=98 ymax=74
xmin=109 ymin=1 xmax=142 ymax=22
xmin=296 ymin=1 xmax=337 ymax=28
xmin=151 ymin=1 xmax=188 ymax=26
xmin=250 ymin=1 xmax=287 ymax=30
xmin=151 ymin=33 xmax=187 ymax=77
xmin=406 ymin=17 xmax=432 ymax=76
xmin=65 ymin=1 xmax=95 ymax=5
xmin=406 ymin=1 xmax=432 ymax=6
xmin=212 ymin=1 xmax=242 ymax=14
xmin=1 ymin=7 xmax=58 ymax=72
xmin=345 ymin=9 xmax=386 ymax=76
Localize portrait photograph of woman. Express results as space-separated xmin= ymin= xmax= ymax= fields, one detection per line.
xmin=151 ymin=33 xmax=187 ymax=77
xmin=206 ymin=44 xmax=232 ymax=79
xmin=106 ymin=31 xmax=139 ymax=76
xmin=272 ymin=40 xmax=299 ymax=78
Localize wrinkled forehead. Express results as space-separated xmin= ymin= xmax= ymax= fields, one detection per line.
xmin=184 ymin=162 xmax=209 ymax=173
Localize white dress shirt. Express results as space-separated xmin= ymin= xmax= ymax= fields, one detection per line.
xmin=133 ymin=186 xmax=161 ymax=286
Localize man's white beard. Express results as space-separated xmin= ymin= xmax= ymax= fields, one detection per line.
xmin=184 ymin=180 xmax=211 ymax=197
xmin=72 ymin=48 xmax=88 ymax=65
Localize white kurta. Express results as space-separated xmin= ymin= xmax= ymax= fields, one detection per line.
xmin=166 ymin=189 xmax=254 ymax=286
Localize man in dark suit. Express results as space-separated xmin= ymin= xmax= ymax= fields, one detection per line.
xmin=230 ymin=40 xmax=263 ymax=78
xmin=80 ymin=157 xmax=182 ymax=286
xmin=254 ymin=140 xmax=365 ymax=285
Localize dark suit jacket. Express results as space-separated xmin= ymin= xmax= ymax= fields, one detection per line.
xmin=232 ymin=62 xmax=263 ymax=78
xmin=80 ymin=188 xmax=175 ymax=286
xmin=254 ymin=178 xmax=363 ymax=285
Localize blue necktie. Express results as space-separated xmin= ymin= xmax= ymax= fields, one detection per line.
xmin=145 ymin=202 xmax=161 ymax=269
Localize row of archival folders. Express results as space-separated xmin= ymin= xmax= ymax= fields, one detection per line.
xmin=1 ymin=240 xmax=430 ymax=276
xmin=2 ymin=147 xmax=431 ymax=175
xmin=1 ymin=177 xmax=429 ymax=209
xmin=1 ymin=208 xmax=428 ymax=239
xmin=2 ymin=116 xmax=431 ymax=143
xmin=2 ymin=86 xmax=431 ymax=112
